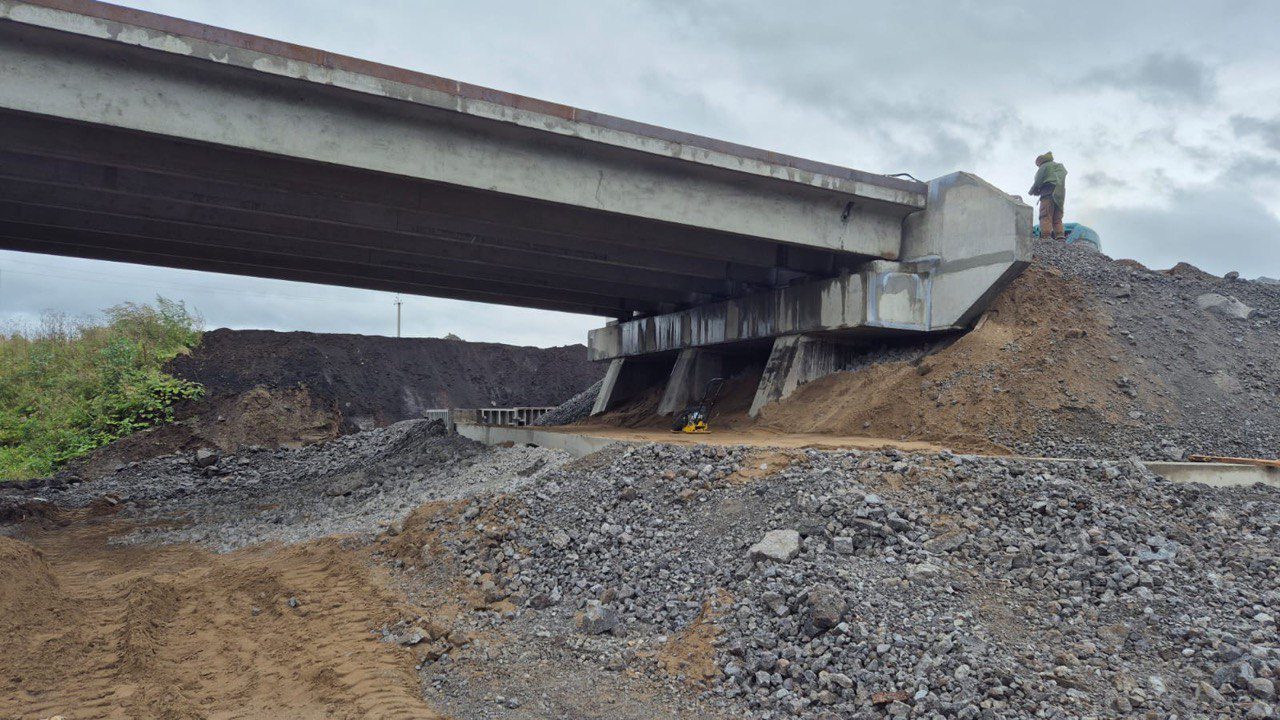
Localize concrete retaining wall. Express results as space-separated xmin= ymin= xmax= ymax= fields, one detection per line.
xmin=455 ymin=423 xmax=618 ymax=457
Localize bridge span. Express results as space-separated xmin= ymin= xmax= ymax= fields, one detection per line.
xmin=0 ymin=0 xmax=1031 ymax=417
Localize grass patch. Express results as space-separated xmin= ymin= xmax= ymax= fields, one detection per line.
xmin=0 ymin=298 xmax=205 ymax=481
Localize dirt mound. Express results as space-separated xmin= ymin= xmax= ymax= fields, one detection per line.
xmin=0 ymin=536 xmax=61 ymax=618
xmin=587 ymin=239 xmax=1279 ymax=459
xmin=68 ymin=385 xmax=341 ymax=479
xmin=169 ymin=329 xmax=604 ymax=432
xmin=762 ymin=240 xmax=1280 ymax=458
xmin=757 ymin=264 xmax=1165 ymax=454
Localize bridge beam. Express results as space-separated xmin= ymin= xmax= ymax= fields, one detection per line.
xmin=0 ymin=5 xmax=924 ymax=263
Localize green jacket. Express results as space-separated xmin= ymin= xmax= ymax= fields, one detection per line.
xmin=1030 ymin=161 xmax=1067 ymax=207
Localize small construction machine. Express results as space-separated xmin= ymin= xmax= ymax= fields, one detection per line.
xmin=671 ymin=377 xmax=725 ymax=434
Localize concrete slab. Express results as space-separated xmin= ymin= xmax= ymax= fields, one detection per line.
xmin=1144 ymin=462 xmax=1279 ymax=488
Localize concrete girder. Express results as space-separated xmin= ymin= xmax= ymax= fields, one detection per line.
xmin=0 ymin=157 xmax=757 ymax=297
xmin=0 ymin=14 xmax=921 ymax=259
xmin=0 ymin=238 xmax=634 ymax=318
xmin=0 ymin=189 xmax=726 ymax=307
xmin=588 ymin=272 xmax=869 ymax=360
xmin=0 ymin=229 xmax=650 ymax=317
xmin=0 ymin=127 xmax=818 ymax=283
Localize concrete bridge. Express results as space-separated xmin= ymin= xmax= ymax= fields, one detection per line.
xmin=0 ymin=0 xmax=1032 ymax=418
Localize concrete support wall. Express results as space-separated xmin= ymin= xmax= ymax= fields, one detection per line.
xmin=589 ymin=358 xmax=673 ymax=417
xmin=656 ymin=349 xmax=724 ymax=416
xmin=749 ymin=335 xmax=849 ymax=417
xmin=455 ymin=423 xmax=618 ymax=458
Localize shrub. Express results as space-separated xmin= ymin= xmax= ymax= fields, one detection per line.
xmin=0 ymin=297 xmax=204 ymax=480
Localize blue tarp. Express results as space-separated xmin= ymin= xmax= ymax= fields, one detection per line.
xmin=1032 ymin=222 xmax=1101 ymax=251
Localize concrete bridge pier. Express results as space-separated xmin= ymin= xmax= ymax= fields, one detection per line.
xmin=589 ymin=358 xmax=671 ymax=417
xmin=656 ymin=349 xmax=725 ymax=416
xmin=748 ymin=335 xmax=850 ymax=418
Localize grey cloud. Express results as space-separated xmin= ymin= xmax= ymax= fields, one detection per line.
xmin=1081 ymin=171 xmax=1125 ymax=191
xmin=1081 ymin=53 xmax=1217 ymax=104
xmin=1230 ymin=115 xmax=1280 ymax=152
xmin=1090 ymin=183 xmax=1280 ymax=278
xmin=1226 ymin=153 xmax=1280 ymax=181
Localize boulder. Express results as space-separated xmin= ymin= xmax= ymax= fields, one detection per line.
xmin=193 ymin=448 xmax=219 ymax=468
xmin=1196 ymin=293 xmax=1254 ymax=320
xmin=749 ymin=529 xmax=801 ymax=562
xmin=574 ymin=601 xmax=618 ymax=635
xmin=806 ymin=583 xmax=846 ymax=631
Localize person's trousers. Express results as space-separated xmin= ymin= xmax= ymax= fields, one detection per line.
xmin=1039 ymin=196 xmax=1065 ymax=239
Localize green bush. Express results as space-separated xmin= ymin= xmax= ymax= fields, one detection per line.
xmin=0 ymin=297 xmax=205 ymax=480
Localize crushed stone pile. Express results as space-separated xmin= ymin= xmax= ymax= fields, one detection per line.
xmin=534 ymin=379 xmax=603 ymax=426
xmin=758 ymin=239 xmax=1280 ymax=459
xmin=7 ymin=415 xmax=1278 ymax=718
xmin=422 ymin=442 xmax=1279 ymax=719
xmin=5 ymin=419 xmax=570 ymax=551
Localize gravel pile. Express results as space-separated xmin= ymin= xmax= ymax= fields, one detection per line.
xmin=436 ymin=442 xmax=1280 ymax=719
xmin=3 ymin=419 xmax=570 ymax=551
xmin=1016 ymin=239 xmax=1280 ymax=459
xmin=534 ymin=379 xmax=602 ymax=426
xmin=6 ymin=413 xmax=1277 ymax=717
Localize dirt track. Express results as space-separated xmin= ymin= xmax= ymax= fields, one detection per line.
xmin=556 ymin=424 xmax=947 ymax=453
xmin=1 ymin=519 xmax=438 ymax=720
xmin=1 ymin=428 xmax=722 ymax=720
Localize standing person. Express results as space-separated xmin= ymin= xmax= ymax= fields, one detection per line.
xmin=1029 ymin=151 xmax=1067 ymax=240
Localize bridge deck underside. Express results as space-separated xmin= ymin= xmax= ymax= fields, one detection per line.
xmin=0 ymin=110 xmax=877 ymax=319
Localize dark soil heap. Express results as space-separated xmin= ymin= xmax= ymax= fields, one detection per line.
xmin=64 ymin=330 xmax=603 ymax=479
xmin=170 ymin=329 xmax=602 ymax=431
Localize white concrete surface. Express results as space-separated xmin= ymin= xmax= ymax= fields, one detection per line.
xmin=1145 ymin=462 xmax=1279 ymax=488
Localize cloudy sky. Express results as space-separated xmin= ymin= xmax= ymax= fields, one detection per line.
xmin=3 ymin=0 xmax=1279 ymax=345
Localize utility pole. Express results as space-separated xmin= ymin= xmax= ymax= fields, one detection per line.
xmin=394 ymin=295 xmax=402 ymax=338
